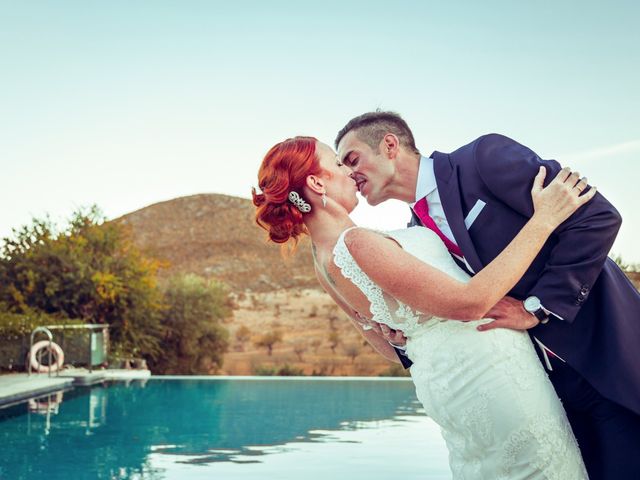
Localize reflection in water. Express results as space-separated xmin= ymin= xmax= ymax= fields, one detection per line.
xmin=150 ymin=415 xmax=451 ymax=479
xmin=0 ymin=378 xmax=450 ymax=479
xmin=28 ymin=391 xmax=64 ymax=416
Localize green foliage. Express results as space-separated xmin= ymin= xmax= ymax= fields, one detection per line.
xmin=254 ymin=330 xmax=283 ymax=356
xmin=235 ymin=325 xmax=251 ymax=343
xmin=0 ymin=206 xmax=166 ymax=359
xmin=151 ymin=274 xmax=231 ymax=374
xmin=253 ymin=364 xmax=277 ymax=375
xmin=379 ymin=364 xmax=411 ymax=377
xmin=0 ymin=306 xmax=83 ymax=340
xmin=342 ymin=343 xmax=361 ymax=363
xmin=611 ymin=254 xmax=639 ymax=272
xmin=327 ymin=330 xmax=340 ymax=353
xmin=253 ymin=363 xmax=304 ymax=376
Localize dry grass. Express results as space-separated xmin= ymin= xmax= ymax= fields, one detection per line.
xmin=221 ymin=288 xmax=396 ymax=376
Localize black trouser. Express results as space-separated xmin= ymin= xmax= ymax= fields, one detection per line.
xmin=545 ymin=355 xmax=640 ymax=480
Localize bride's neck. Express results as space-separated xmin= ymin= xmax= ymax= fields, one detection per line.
xmin=304 ymin=205 xmax=355 ymax=251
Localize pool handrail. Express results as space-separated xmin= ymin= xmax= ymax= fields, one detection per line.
xmin=28 ymin=326 xmax=55 ymax=378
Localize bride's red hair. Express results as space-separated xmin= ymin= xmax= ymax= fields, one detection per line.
xmin=252 ymin=136 xmax=321 ymax=246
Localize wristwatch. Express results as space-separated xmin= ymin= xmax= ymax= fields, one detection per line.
xmin=523 ymin=296 xmax=549 ymax=324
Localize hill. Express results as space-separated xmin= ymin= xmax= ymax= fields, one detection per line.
xmin=113 ymin=193 xmax=318 ymax=292
xmin=112 ymin=194 xmax=395 ymax=375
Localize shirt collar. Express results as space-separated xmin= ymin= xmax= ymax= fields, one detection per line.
xmin=411 ymin=155 xmax=437 ymax=206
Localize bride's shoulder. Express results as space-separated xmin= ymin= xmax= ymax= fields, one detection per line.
xmin=337 ymin=226 xmax=381 ymax=249
xmin=339 ymin=225 xmax=405 ymax=243
xmin=334 ymin=227 xmax=407 ymax=262
xmin=385 ymin=226 xmax=431 ymax=240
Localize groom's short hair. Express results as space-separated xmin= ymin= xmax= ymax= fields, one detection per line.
xmin=335 ymin=110 xmax=420 ymax=155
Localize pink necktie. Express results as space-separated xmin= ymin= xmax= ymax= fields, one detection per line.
xmin=413 ymin=197 xmax=464 ymax=258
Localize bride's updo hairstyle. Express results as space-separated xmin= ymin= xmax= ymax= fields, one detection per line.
xmin=252 ymin=136 xmax=321 ymax=246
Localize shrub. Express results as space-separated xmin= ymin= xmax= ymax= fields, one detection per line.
xmin=0 ymin=206 xmax=165 ymax=359
xmin=254 ymin=330 xmax=283 ymax=356
xmin=342 ymin=343 xmax=362 ymax=364
xmin=379 ymin=364 xmax=411 ymax=377
xmin=327 ymin=331 xmax=340 ymax=353
xmin=253 ymin=363 xmax=304 ymax=376
xmin=151 ymin=274 xmax=231 ymax=374
xmin=235 ymin=325 xmax=251 ymax=346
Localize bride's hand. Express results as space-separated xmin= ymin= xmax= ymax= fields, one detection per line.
xmin=531 ymin=166 xmax=597 ymax=230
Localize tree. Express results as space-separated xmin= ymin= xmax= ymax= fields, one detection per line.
xmin=0 ymin=206 xmax=166 ymax=359
xmin=235 ymin=325 xmax=251 ymax=350
xmin=328 ymin=331 xmax=340 ymax=354
xmin=292 ymin=340 xmax=308 ymax=361
xmin=153 ymin=274 xmax=231 ymax=374
xmin=342 ymin=343 xmax=362 ymax=364
xmin=254 ymin=330 xmax=282 ymax=356
xmin=611 ymin=254 xmax=639 ymax=272
xmin=326 ymin=305 xmax=340 ymax=330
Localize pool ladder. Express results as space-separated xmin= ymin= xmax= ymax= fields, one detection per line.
xmin=28 ymin=326 xmax=57 ymax=378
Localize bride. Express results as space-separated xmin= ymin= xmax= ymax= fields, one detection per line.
xmin=252 ymin=136 xmax=592 ymax=479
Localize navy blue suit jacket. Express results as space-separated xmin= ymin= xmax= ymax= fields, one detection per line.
xmin=402 ymin=133 xmax=640 ymax=416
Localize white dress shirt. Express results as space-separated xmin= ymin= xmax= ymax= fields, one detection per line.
xmin=411 ymin=156 xmax=457 ymax=245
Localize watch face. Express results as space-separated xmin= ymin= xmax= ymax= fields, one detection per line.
xmin=524 ymin=296 xmax=541 ymax=312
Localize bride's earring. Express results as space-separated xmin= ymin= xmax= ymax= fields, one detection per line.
xmin=322 ymin=192 xmax=327 ymax=208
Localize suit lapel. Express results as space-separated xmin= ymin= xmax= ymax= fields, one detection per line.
xmin=431 ymin=151 xmax=484 ymax=273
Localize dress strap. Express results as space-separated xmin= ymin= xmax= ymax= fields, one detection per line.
xmin=332 ymin=227 xmax=393 ymax=326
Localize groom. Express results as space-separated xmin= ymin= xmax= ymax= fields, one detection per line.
xmin=335 ymin=111 xmax=640 ymax=479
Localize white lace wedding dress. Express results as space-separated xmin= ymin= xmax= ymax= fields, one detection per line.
xmin=333 ymin=226 xmax=587 ymax=480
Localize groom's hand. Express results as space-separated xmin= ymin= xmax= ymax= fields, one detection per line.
xmin=355 ymin=313 xmax=407 ymax=346
xmin=378 ymin=323 xmax=407 ymax=347
xmin=477 ymin=296 xmax=539 ymax=332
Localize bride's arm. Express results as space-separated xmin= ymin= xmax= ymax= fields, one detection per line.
xmin=344 ymin=167 xmax=596 ymax=321
xmin=314 ymin=267 xmax=401 ymax=363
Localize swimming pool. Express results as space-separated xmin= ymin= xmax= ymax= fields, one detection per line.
xmin=0 ymin=377 xmax=451 ymax=479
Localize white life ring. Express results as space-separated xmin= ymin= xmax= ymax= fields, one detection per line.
xmin=29 ymin=340 xmax=64 ymax=373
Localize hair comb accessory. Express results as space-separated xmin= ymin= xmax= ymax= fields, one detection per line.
xmin=288 ymin=191 xmax=312 ymax=213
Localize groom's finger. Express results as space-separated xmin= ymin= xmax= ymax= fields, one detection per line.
xmin=567 ymin=170 xmax=581 ymax=186
xmin=391 ymin=330 xmax=407 ymax=344
xmin=476 ymin=320 xmax=506 ymax=331
xmin=476 ymin=316 xmax=521 ymax=331
xmin=573 ymin=176 xmax=588 ymax=190
xmin=531 ymin=166 xmax=546 ymax=194
xmin=555 ymin=166 xmax=573 ymax=184
xmin=578 ymin=186 xmax=597 ymax=205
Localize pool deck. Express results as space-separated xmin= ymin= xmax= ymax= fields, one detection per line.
xmin=0 ymin=368 xmax=151 ymax=407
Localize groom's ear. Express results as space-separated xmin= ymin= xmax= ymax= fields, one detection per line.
xmin=381 ymin=133 xmax=400 ymax=159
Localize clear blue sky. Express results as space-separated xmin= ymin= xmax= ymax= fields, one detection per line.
xmin=2 ymin=1 xmax=639 ymax=260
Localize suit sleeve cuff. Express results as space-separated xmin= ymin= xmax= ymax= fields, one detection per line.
xmin=541 ymin=304 xmax=564 ymax=321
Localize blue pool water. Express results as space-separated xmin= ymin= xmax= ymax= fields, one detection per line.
xmin=0 ymin=377 xmax=451 ymax=479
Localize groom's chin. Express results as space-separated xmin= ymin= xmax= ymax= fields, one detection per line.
xmin=363 ymin=195 xmax=383 ymax=207
xmin=347 ymin=196 xmax=359 ymax=213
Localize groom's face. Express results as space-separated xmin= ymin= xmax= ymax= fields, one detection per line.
xmin=316 ymin=142 xmax=359 ymax=212
xmin=336 ymin=131 xmax=395 ymax=206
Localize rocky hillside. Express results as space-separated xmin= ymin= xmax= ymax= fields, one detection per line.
xmin=113 ymin=194 xmax=319 ymax=292
xmin=109 ymin=194 xmax=402 ymax=376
